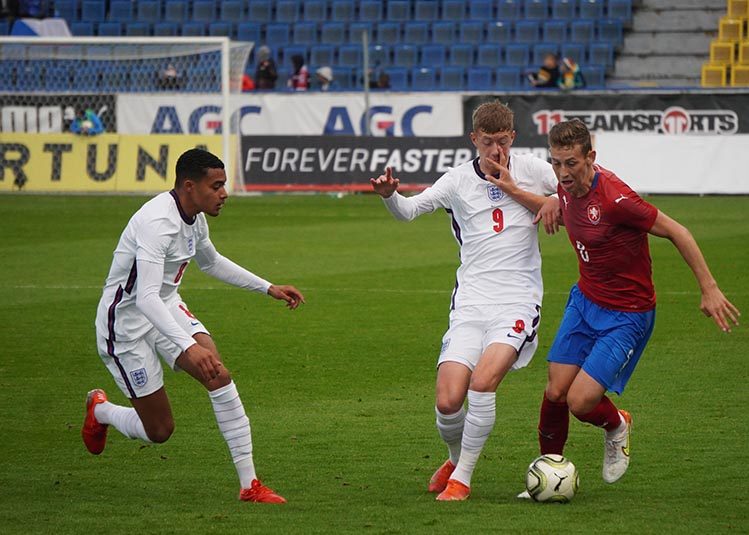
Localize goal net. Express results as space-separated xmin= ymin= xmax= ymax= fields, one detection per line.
xmin=0 ymin=36 xmax=252 ymax=193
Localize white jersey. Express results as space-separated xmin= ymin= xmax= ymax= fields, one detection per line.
xmin=383 ymin=155 xmax=557 ymax=308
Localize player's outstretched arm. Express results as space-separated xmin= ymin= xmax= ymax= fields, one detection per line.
xmin=649 ymin=210 xmax=741 ymax=332
xmin=268 ymin=284 xmax=305 ymax=310
xmin=370 ymin=166 xmax=400 ymax=198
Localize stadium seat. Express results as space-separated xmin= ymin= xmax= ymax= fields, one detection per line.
xmin=581 ymin=64 xmax=605 ymax=87
xmin=415 ymin=0 xmax=441 ymax=21
xmin=293 ymin=22 xmax=317 ymax=45
xmin=561 ymin=42 xmax=586 ymax=63
xmin=588 ymin=41 xmax=614 ymax=68
xmin=126 ymin=22 xmax=151 ymax=36
xmin=338 ymin=44 xmax=363 ymax=67
xmin=525 ymin=0 xmax=549 ymax=19
xmin=369 ymin=44 xmax=391 ymax=67
xmin=247 ymin=0 xmax=272 ymax=23
xmin=359 ymin=0 xmax=383 ymax=22
xmin=107 ymin=0 xmax=133 ymax=21
xmin=579 ymin=0 xmax=604 ymax=19
xmin=72 ymin=64 xmax=100 ymax=91
xmin=551 ymin=0 xmax=575 ymax=20
xmin=515 ymin=21 xmax=540 ymax=43
xmin=54 ymin=0 xmax=78 ymax=21
xmin=154 ymin=22 xmax=178 ymax=36
xmin=349 ymin=22 xmax=374 ymax=44
xmin=421 ymin=44 xmax=447 ymax=66
xmin=311 ymin=44 xmax=335 ymax=66
xmin=440 ymin=66 xmax=465 ymax=90
xmin=332 ymin=0 xmax=356 ymax=21
xmin=596 ymin=19 xmax=624 ymax=47
xmin=497 ymin=0 xmax=522 ymax=20
xmin=394 ymin=44 xmax=418 ymax=68
xmin=448 ymin=43 xmax=474 ymax=67
xmin=281 ymin=44 xmax=308 ymax=65
xmin=608 ymin=0 xmax=633 ymax=24
xmin=486 ymin=22 xmax=512 ymax=44
xmin=81 ymin=1 xmax=106 ymax=22
xmin=441 ymin=0 xmax=466 ymax=20
xmin=70 ymin=21 xmax=94 ymax=35
xmin=505 ymin=43 xmax=530 ymax=66
xmin=387 ymin=1 xmax=411 ymax=22
xmin=44 ymin=64 xmax=73 ymax=91
xmin=459 ymin=21 xmax=484 ymax=45
xmin=266 ymin=23 xmax=292 ymax=45
xmin=432 ymin=22 xmax=456 ymax=45
xmin=182 ymin=22 xmax=206 ymax=37
xmin=411 ymin=67 xmax=437 ymax=90
xmin=303 ymin=0 xmax=326 ymax=22
xmin=477 ymin=44 xmax=501 ymax=66
xmin=496 ymin=66 xmax=522 ymax=89
xmin=404 ymin=22 xmax=430 ymax=45
xmin=376 ymin=22 xmax=401 ymax=44
xmin=136 ymin=1 xmax=161 ymax=23
xmin=220 ymin=1 xmax=243 ymax=21
xmin=209 ymin=22 xmax=232 ymax=37
xmin=0 ymin=63 xmax=15 ymax=90
xmin=532 ymin=43 xmax=559 ymax=65
xmin=320 ymin=22 xmax=345 ymax=45
xmin=334 ymin=66 xmax=354 ymax=89
xmin=467 ymin=67 xmax=493 ymax=90
xmin=543 ymin=20 xmax=567 ymax=44
xmin=192 ymin=1 xmax=216 ymax=22
xmin=97 ymin=22 xmax=123 ymax=36
xmin=384 ymin=66 xmax=408 ymax=90
xmin=570 ymin=20 xmax=595 ymax=42
xmin=100 ymin=64 xmax=129 ymax=92
xmin=276 ymin=0 xmax=301 ymax=23
xmin=469 ymin=0 xmax=493 ymax=20
xmin=164 ymin=1 xmax=188 ymax=23
xmin=236 ymin=22 xmax=261 ymax=43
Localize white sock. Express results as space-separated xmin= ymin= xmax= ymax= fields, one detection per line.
xmin=209 ymin=381 xmax=256 ymax=489
xmin=450 ymin=390 xmax=496 ymax=487
xmin=435 ymin=407 xmax=465 ymax=465
xmin=94 ymin=401 xmax=151 ymax=442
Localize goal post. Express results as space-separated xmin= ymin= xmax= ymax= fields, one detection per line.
xmin=0 ymin=36 xmax=252 ymax=193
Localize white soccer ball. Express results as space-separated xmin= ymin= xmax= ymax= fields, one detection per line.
xmin=81 ymin=119 xmax=94 ymax=131
xmin=525 ymin=454 xmax=579 ymax=503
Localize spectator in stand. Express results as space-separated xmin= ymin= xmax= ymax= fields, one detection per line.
xmin=70 ymin=108 xmax=104 ymax=136
xmin=287 ymin=54 xmax=310 ymax=91
xmin=369 ymin=70 xmax=391 ymax=90
xmin=528 ymin=53 xmax=560 ymax=88
xmin=157 ymin=64 xmax=183 ymax=90
xmin=254 ymin=46 xmax=278 ymax=90
xmin=315 ymin=66 xmax=334 ymax=91
xmin=559 ymin=57 xmax=585 ymax=90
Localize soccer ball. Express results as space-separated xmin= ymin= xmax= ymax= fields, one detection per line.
xmin=525 ymin=454 xmax=579 ymax=503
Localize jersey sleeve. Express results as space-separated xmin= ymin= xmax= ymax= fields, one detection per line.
xmin=536 ymin=158 xmax=559 ymax=196
xmin=608 ymin=179 xmax=658 ymax=231
xmin=382 ymin=171 xmax=456 ymax=221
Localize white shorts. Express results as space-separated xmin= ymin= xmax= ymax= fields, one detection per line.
xmin=96 ymin=300 xmax=209 ymax=399
xmin=437 ymin=303 xmax=541 ymax=372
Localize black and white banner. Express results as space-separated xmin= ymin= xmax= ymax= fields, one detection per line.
xmin=0 ymin=94 xmax=117 ymax=133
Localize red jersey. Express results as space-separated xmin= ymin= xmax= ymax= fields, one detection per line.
xmin=559 ymin=165 xmax=658 ymax=312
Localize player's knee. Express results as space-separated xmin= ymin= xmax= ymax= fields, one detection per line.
xmin=204 ymin=366 xmax=232 ymax=390
xmin=566 ymin=393 xmax=596 ymax=418
xmin=468 ymin=375 xmax=498 ymax=393
xmin=545 ymin=384 xmax=567 ymax=404
xmin=436 ymin=396 xmax=464 ymax=415
xmin=146 ymin=421 xmax=175 ymax=444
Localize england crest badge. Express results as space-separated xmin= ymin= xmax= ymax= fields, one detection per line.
xmin=130 ymin=368 xmax=148 ymax=388
xmin=587 ymin=204 xmax=601 ymax=225
xmin=487 ymin=184 xmax=504 ymax=204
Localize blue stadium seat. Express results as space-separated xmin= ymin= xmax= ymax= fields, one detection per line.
xmin=561 ymin=42 xmax=586 ymax=63
xmin=154 ymin=22 xmax=179 ymax=36
xmin=596 ymin=19 xmax=624 ymax=47
xmin=440 ymin=66 xmax=464 ymax=90
xmin=441 ymin=0 xmax=466 ymax=20
xmin=97 ymin=22 xmax=123 ymax=36
xmin=496 ymin=66 xmax=522 ymax=89
xmin=209 ymin=22 xmax=232 ymax=37
xmin=359 ymin=0 xmax=383 ymax=22
xmin=581 ymin=63 xmax=605 ymax=87
xmin=293 ymin=22 xmax=317 ymax=44
xmin=394 ymin=44 xmax=418 ymax=67
xmin=432 ymin=22 xmax=456 ymax=45
xmin=311 ymin=44 xmax=335 ymax=66
xmin=375 ymin=22 xmax=400 ymax=44
xmin=220 ymin=1 xmax=243 ymax=21
xmin=608 ymin=0 xmax=633 ymax=25
xmin=247 ymin=0 xmax=272 ymax=22
xmin=81 ymin=1 xmax=106 ymax=22
xmin=100 ymin=64 xmax=129 ymax=92
xmin=469 ymin=0 xmax=493 ymax=20
xmin=486 ymin=22 xmax=512 ymax=43
xmin=109 ymin=0 xmax=134 ymax=22
xmin=276 ymin=0 xmax=301 ymax=23
xmin=349 ymin=22 xmax=374 ymax=44
xmin=448 ymin=43 xmax=474 ymax=66
xmin=387 ymin=1 xmax=411 ymax=22
xmin=70 ymin=21 xmax=94 ymax=35
xmin=281 ymin=44 xmax=308 ymax=65
xmin=384 ymin=67 xmax=408 ymax=91
xmin=18 ymin=62 xmax=44 ymax=91
xmin=515 ymin=20 xmax=540 ymax=43
xmin=579 ymin=0 xmax=604 ymax=19
xmin=404 ymin=22 xmax=429 ymax=45
xmin=496 ymin=0 xmax=521 ymax=20
xmin=467 ymin=67 xmax=493 ymax=90
xmin=338 ymin=44 xmax=363 ymax=67
xmin=165 ymin=1 xmax=188 ymax=23
xmin=421 ymin=44 xmax=447 ymax=66
xmin=505 ymin=43 xmax=530 ymax=66
xmin=303 ymin=0 xmax=327 ymax=22
xmin=320 ymin=22 xmax=345 ymax=45
xmin=459 ymin=21 xmax=483 ymax=44
xmin=524 ymin=0 xmax=549 ymax=19
xmin=182 ymin=22 xmax=206 ymax=36
xmin=543 ymin=20 xmax=567 ymax=43
xmin=192 ymin=1 xmax=216 ymax=22
xmin=477 ymin=44 xmax=501 ymax=66
xmin=368 ymin=44 xmax=391 ymax=67
xmin=411 ymin=67 xmax=437 ymax=90
xmin=331 ymin=0 xmax=355 ymax=21
xmin=415 ymin=0 xmax=440 ymax=21
xmin=237 ymin=22 xmax=261 ymax=42
xmin=588 ymin=41 xmax=614 ymax=68
xmin=551 ymin=0 xmax=576 ymax=20
xmin=532 ymin=42 xmax=559 ymax=65
xmin=137 ymin=1 xmax=161 ymax=23
xmin=44 ymin=64 xmax=73 ymax=91
xmin=266 ymin=23 xmax=292 ymax=45
xmin=127 ymin=22 xmax=151 ymax=36
xmin=334 ymin=66 xmax=354 ymax=89
xmin=73 ymin=64 xmax=100 ymax=91
xmin=186 ymin=66 xmax=219 ymax=92
xmin=54 ymin=0 xmax=78 ymax=21
xmin=570 ymin=19 xmax=595 ymax=42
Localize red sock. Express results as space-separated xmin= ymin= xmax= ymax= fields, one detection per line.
xmin=538 ymin=393 xmax=569 ymax=455
xmin=577 ymin=396 xmax=621 ymax=432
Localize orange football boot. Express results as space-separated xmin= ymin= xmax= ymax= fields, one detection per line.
xmin=436 ymin=479 xmax=471 ymax=501
xmin=82 ymin=389 xmax=109 ymax=455
xmin=428 ymin=459 xmax=456 ymax=493
xmin=239 ymin=479 xmax=287 ymax=504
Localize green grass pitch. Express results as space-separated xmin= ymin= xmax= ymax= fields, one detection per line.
xmin=0 ymin=193 xmax=746 ymax=534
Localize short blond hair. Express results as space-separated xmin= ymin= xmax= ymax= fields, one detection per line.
xmin=471 ymin=100 xmax=514 ymax=134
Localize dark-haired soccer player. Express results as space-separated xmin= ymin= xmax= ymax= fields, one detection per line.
xmin=82 ymin=148 xmax=304 ymax=503
xmin=489 ymin=120 xmax=740 ymax=495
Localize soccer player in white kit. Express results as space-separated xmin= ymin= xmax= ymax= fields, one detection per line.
xmin=82 ymin=148 xmax=305 ymax=503
xmin=371 ymin=101 xmax=560 ymax=500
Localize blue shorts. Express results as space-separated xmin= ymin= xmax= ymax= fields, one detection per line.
xmin=547 ymin=285 xmax=655 ymax=395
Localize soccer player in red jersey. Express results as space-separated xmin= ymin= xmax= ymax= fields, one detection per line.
xmin=498 ymin=119 xmax=740 ymax=491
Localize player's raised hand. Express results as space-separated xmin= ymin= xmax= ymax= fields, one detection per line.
xmin=370 ymin=167 xmax=400 ymax=198
xmin=483 ymin=150 xmax=518 ymax=196
xmin=700 ymin=286 xmax=741 ymax=333
xmin=185 ymin=343 xmax=223 ymax=382
xmin=533 ymin=196 xmax=563 ymax=235
xmin=268 ymin=284 xmax=306 ymax=310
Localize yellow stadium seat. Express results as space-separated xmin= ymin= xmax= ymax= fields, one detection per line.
xmin=727 ymin=0 xmax=749 ymax=19
xmin=719 ymin=17 xmax=744 ymax=41
xmin=738 ymin=41 xmax=749 ymax=63
xmin=710 ymin=40 xmax=735 ymax=64
xmin=731 ymin=64 xmax=749 ymax=85
xmin=701 ymin=63 xmax=728 ymax=86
